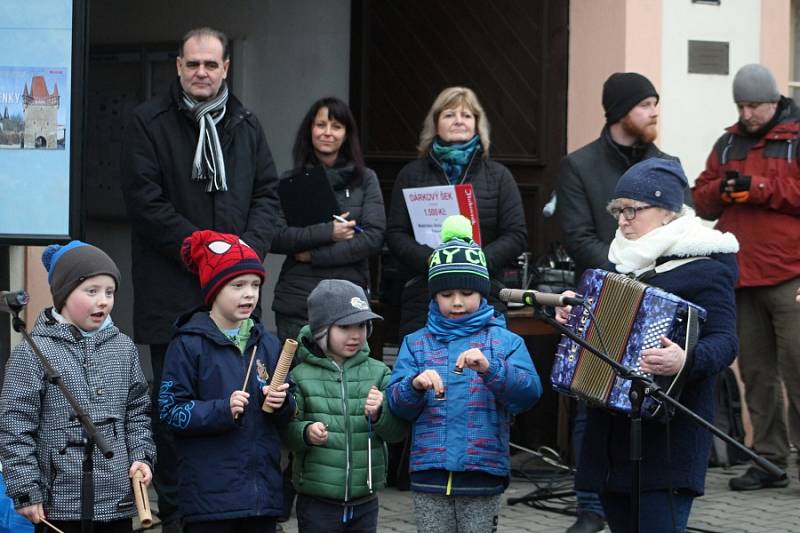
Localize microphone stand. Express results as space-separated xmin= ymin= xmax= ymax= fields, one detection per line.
xmin=8 ymin=307 xmax=113 ymax=533
xmin=509 ymin=301 xmax=785 ymax=533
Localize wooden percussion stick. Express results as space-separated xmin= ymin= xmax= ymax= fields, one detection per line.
xmin=241 ymin=345 xmax=258 ymax=391
xmin=262 ymin=339 xmax=298 ymax=413
xmin=41 ymin=518 xmax=67 ymax=533
xmin=234 ymin=345 xmax=259 ymax=420
xmin=132 ymin=469 xmax=153 ymax=528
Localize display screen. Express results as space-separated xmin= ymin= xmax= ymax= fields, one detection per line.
xmin=0 ymin=0 xmax=84 ymax=243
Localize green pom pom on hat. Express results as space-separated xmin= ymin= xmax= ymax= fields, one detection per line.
xmin=440 ymin=214 xmax=474 ymax=243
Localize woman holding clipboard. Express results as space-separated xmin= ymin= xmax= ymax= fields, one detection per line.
xmin=271 ymin=97 xmax=385 ymax=345
xmin=385 ymin=87 xmax=528 ymax=339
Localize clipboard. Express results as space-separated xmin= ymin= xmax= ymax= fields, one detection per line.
xmin=278 ymin=166 xmax=341 ymax=227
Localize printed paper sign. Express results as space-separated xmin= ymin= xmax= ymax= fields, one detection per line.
xmin=402 ymin=184 xmax=481 ymax=248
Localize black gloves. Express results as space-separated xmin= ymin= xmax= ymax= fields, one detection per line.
xmin=720 ymin=170 xmax=752 ymax=203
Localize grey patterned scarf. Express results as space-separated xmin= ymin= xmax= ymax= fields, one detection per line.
xmin=183 ymin=82 xmax=229 ymax=191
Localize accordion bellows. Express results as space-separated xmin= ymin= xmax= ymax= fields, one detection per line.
xmin=551 ymin=269 xmax=706 ymax=417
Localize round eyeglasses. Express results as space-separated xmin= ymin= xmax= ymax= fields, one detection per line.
xmin=608 ymin=205 xmax=656 ymax=221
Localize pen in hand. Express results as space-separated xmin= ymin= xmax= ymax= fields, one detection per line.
xmin=332 ymin=214 xmax=363 ymax=233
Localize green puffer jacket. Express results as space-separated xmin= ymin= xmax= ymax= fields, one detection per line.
xmin=283 ymin=326 xmax=407 ymax=502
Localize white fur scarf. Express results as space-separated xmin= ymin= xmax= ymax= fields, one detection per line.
xmin=608 ymin=207 xmax=739 ymax=276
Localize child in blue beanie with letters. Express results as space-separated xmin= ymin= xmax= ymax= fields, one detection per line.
xmin=386 ymin=215 xmax=543 ymax=533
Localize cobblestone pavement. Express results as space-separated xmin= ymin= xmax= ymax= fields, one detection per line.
xmin=282 ymin=460 xmax=800 ymax=532
xmin=139 ymin=458 xmax=799 ymax=532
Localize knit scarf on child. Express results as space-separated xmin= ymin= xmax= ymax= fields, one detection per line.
xmin=425 ymin=298 xmax=504 ymax=343
xmin=431 ymin=135 xmax=481 ymax=185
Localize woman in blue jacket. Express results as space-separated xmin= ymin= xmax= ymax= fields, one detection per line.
xmin=556 ymin=158 xmax=739 ymax=533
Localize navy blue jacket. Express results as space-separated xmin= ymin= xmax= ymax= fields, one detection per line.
xmin=160 ymin=309 xmax=295 ymax=523
xmin=575 ymin=253 xmax=738 ymax=495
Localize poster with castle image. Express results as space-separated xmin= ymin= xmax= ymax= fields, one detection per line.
xmin=0 ymin=66 xmax=67 ymax=150
xmin=0 ymin=0 xmax=75 ymax=240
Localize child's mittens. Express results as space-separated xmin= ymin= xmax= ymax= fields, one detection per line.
xmin=456 ymin=348 xmax=489 ymax=374
xmin=230 ymin=390 xmax=250 ymax=418
xmin=364 ymin=385 xmax=383 ymax=421
xmin=305 ymin=421 xmax=328 ymax=446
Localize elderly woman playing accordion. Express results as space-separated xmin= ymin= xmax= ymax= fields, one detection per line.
xmin=556 ymin=158 xmax=739 ymax=533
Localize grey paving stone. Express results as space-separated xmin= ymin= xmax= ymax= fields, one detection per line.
xmin=140 ymin=454 xmax=799 ymax=533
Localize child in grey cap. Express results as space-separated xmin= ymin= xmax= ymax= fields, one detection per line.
xmin=283 ymin=279 xmax=407 ymax=532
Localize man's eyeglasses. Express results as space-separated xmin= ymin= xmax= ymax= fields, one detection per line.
xmin=608 ymin=205 xmax=656 ymax=221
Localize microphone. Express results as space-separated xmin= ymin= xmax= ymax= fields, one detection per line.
xmin=0 ymin=290 xmax=30 ymax=314
xmin=498 ymin=288 xmax=583 ymax=307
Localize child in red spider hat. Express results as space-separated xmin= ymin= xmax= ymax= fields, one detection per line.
xmin=160 ymin=230 xmax=295 ymax=532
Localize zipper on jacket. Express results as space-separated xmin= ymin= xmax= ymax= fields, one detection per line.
xmin=787 ymin=139 xmax=794 ymax=163
xmin=721 ymin=135 xmax=735 ymax=165
xmin=445 ymin=471 xmax=453 ymax=496
xmin=338 ymin=363 xmax=352 ymax=502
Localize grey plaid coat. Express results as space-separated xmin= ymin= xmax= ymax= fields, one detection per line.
xmin=0 ymin=308 xmax=155 ymax=521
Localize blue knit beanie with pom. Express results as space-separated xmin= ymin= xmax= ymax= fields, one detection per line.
xmin=428 ymin=215 xmax=490 ymax=298
xmin=41 ymin=241 xmax=121 ymax=311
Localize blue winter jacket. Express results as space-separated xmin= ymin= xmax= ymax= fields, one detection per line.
xmin=386 ymin=312 xmax=542 ymax=477
xmin=160 ymin=309 xmax=296 ymax=523
xmin=575 ymin=253 xmax=739 ymax=495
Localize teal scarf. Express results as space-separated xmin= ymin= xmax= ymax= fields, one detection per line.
xmin=431 ymin=135 xmax=481 ymax=185
xmin=425 ymin=298 xmax=505 ymax=343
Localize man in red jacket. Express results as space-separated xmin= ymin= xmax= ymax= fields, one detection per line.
xmin=693 ymin=63 xmax=800 ymax=491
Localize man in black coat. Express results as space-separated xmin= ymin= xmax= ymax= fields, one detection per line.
xmin=556 ymin=72 xmax=691 ymax=284
xmin=555 ymin=72 xmax=681 ymax=533
xmin=119 ymin=27 xmax=279 ymax=531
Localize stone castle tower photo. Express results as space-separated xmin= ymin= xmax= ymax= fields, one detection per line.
xmin=22 ymin=75 xmax=60 ymax=149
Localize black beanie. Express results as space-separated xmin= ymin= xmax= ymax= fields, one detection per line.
xmin=602 ymin=72 xmax=659 ymax=125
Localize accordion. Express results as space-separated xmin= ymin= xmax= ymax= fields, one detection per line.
xmin=551 ymin=269 xmax=706 ymax=417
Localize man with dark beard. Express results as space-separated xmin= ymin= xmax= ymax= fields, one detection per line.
xmin=555 ymin=72 xmax=683 ymax=533
xmin=557 ymin=72 xmax=682 ymax=282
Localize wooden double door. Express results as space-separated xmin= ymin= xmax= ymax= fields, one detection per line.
xmin=351 ymin=0 xmax=569 ymax=333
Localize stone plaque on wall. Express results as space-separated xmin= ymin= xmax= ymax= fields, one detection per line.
xmin=688 ymin=40 xmax=729 ymax=75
